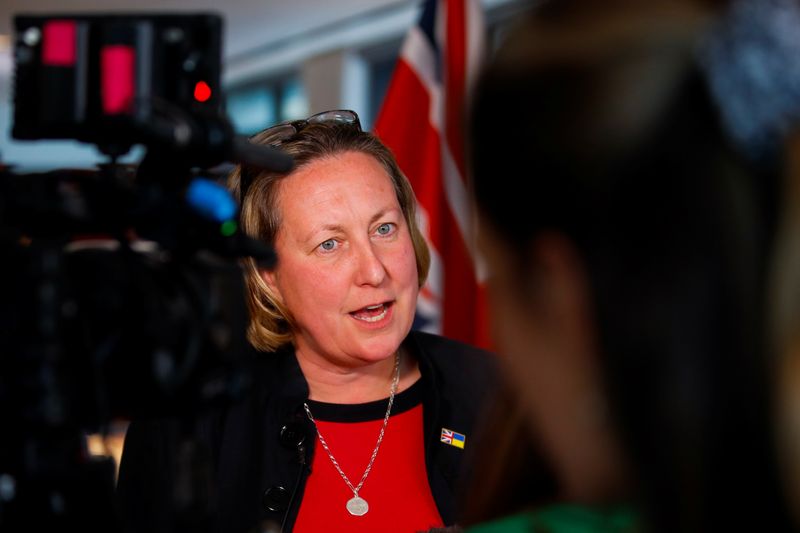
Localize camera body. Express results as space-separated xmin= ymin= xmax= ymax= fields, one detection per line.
xmin=3 ymin=11 xmax=257 ymax=427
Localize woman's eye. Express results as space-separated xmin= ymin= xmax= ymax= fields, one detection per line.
xmin=319 ymin=239 xmax=337 ymax=252
xmin=376 ymin=223 xmax=395 ymax=236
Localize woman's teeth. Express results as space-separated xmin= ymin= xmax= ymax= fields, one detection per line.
xmin=354 ymin=304 xmax=388 ymax=322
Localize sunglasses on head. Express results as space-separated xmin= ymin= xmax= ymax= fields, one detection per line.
xmin=239 ymin=109 xmax=362 ymax=207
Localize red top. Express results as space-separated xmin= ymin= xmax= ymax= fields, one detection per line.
xmin=294 ymin=380 xmax=444 ymax=532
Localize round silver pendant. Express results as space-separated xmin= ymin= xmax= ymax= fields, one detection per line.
xmin=346 ymin=495 xmax=369 ymax=516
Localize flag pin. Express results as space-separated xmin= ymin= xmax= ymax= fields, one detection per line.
xmin=440 ymin=427 xmax=466 ymax=449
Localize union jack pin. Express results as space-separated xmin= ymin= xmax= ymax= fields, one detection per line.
xmin=440 ymin=428 xmax=466 ymax=449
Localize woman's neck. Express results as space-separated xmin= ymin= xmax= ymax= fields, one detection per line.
xmin=298 ymin=349 xmax=420 ymax=404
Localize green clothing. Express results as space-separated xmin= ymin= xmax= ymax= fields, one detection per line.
xmin=464 ymin=504 xmax=639 ymax=533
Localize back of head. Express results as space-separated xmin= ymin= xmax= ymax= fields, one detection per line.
xmin=470 ymin=1 xmax=791 ymax=530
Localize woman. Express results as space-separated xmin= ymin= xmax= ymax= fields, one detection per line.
xmin=463 ymin=0 xmax=796 ymax=532
xmin=116 ymin=110 xmax=498 ymax=533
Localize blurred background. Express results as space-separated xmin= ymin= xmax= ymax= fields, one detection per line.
xmin=0 ymin=0 xmax=530 ymax=170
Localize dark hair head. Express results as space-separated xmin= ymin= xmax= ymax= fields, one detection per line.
xmin=470 ymin=2 xmax=790 ymax=530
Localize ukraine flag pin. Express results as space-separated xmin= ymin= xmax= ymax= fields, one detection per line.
xmin=440 ymin=428 xmax=466 ymax=449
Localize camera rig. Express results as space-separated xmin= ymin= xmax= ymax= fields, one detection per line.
xmin=0 ymin=12 xmax=292 ymax=532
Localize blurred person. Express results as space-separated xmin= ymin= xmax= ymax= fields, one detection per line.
xmin=116 ymin=110 xmax=499 ymax=533
xmin=772 ymin=131 xmax=800 ymax=524
xmin=692 ymin=0 xmax=800 ymax=521
xmin=464 ymin=0 xmax=798 ymax=531
xmin=456 ymin=377 xmax=558 ymax=526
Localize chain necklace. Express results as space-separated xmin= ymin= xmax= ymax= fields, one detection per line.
xmin=303 ymin=351 xmax=401 ymax=517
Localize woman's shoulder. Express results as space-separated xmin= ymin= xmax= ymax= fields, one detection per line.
xmin=407 ymin=329 xmax=499 ymax=390
xmin=408 ymin=329 xmax=497 ymax=361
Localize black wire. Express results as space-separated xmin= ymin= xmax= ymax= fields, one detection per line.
xmin=280 ymin=443 xmax=308 ymax=533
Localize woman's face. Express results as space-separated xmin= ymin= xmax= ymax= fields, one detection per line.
xmin=263 ymin=150 xmax=419 ymax=369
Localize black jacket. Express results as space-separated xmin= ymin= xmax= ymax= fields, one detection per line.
xmin=116 ymin=330 xmax=498 ymax=533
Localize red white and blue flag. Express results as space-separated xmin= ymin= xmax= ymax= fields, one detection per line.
xmin=440 ymin=427 xmax=466 ymax=449
xmin=374 ymin=0 xmax=492 ymax=350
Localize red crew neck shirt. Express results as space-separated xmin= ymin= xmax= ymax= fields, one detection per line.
xmin=293 ymin=379 xmax=444 ymax=533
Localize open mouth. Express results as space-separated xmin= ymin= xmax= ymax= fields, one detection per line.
xmin=351 ymin=302 xmax=392 ymax=323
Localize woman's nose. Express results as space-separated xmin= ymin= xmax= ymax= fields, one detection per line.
xmin=354 ymin=243 xmax=387 ymax=286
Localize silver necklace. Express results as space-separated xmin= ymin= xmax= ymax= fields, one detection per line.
xmin=303 ymin=352 xmax=401 ymax=517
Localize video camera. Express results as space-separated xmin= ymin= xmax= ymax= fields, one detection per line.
xmin=0 ymin=12 xmax=291 ymax=532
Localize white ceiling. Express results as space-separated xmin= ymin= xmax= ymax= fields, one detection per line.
xmin=0 ymin=0 xmax=410 ymax=60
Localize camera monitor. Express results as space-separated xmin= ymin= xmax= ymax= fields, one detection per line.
xmin=12 ymin=13 xmax=222 ymax=150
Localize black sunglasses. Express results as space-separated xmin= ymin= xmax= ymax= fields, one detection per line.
xmin=239 ymin=109 xmax=362 ymax=208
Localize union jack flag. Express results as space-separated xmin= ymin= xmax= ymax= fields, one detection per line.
xmin=374 ymin=0 xmax=491 ymax=349
xmin=440 ymin=427 xmax=466 ymax=449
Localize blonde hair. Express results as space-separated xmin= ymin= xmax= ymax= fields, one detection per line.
xmin=229 ymin=123 xmax=430 ymax=352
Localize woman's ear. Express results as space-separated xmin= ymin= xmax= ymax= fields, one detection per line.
xmin=259 ymin=268 xmax=284 ymax=304
xmin=527 ymin=232 xmax=593 ymax=328
xmin=516 ymin=233 xmax=628 ymax=501
xmin=480 ymin=226 xmax=595 ymax=359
